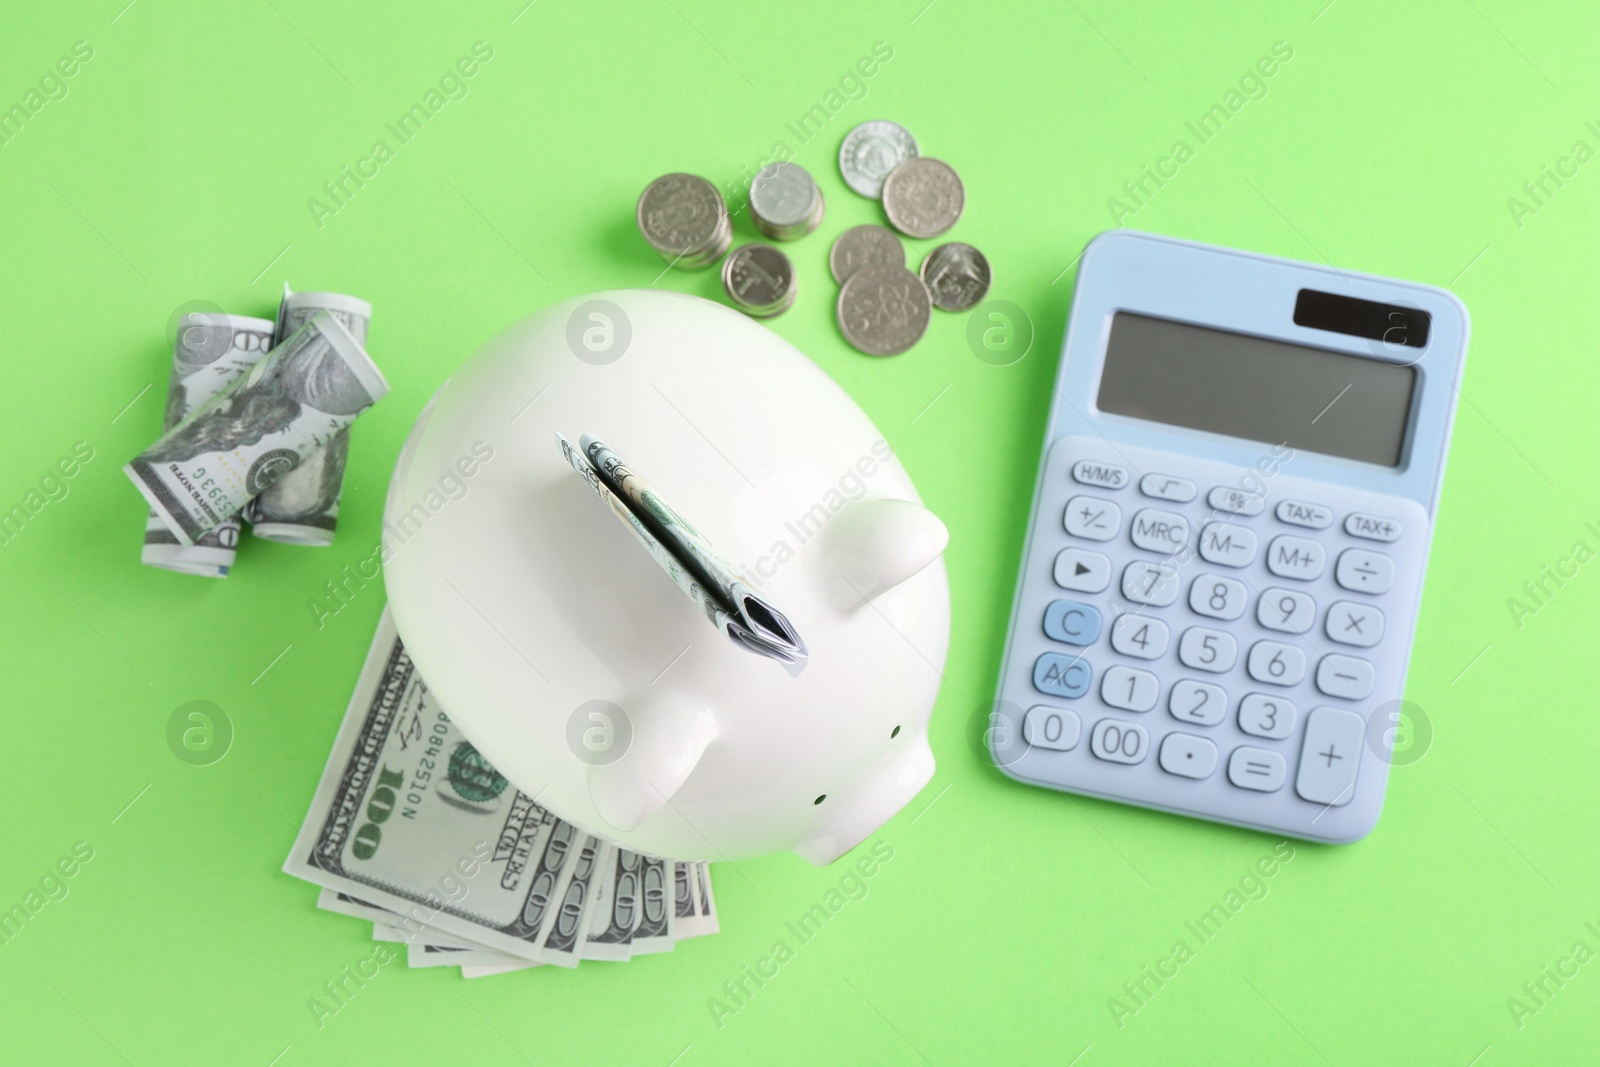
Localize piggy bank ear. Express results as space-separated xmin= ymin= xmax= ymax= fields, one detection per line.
xmin=815 ymin=498 xmax=948 ymax=612
xmin=587 ymin=689 xmax=718 ymax=833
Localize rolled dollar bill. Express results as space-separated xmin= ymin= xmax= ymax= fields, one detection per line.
xmin=244 ymin=288 xmax=372 ymax=545
xmin=125 ymin=312 xmax=387 ymax=547
xmin=556 ymin=432 xmax=808 ymax=673
xmin=141 ymin=312 xmax=275 ymax=576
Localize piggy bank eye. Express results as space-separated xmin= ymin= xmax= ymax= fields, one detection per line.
xmin=813 ymin=794 xmax=826 ymax=805
xmin=890 ymin=725 xmax=901 ymax=739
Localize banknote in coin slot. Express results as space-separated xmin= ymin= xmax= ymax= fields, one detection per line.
xmin=556 ymin=432 xmax=808 ymax=673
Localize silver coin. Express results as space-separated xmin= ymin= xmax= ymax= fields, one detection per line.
xmin=722 ymin=244 xmax=796 ymax=318
xmin=636 ymin=173 xmax=729 ymax=268
xmin=750 ymin=163 xmax=823 ymax=239
xmin=836 ymin=263 xmax=931 ymax=357
xmin=839 ymin=121 xmax=919 ymax=199
xmin=919 ymin=243 xmax=991 ymax=311
xmin=881 ymin=157 xmax=965 ymax=240
xmin=829 ymin=225 xmax=905 ymax=284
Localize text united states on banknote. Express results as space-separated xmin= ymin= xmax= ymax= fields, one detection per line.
xmin=284 ymin=607 xmax=717 ymax=975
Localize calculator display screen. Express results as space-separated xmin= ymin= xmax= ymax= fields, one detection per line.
xmin=1098 ymin=312 xmax=1417 ymax=466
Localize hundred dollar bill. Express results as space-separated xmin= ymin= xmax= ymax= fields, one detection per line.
xmin=674 ymin=861 xmax=699 ymax=936
xmin=380 ymin=925 xmax=484 ymax=952
xmin=316 ymin=887 xmax=485 ymax=949
xmin=457 ymin=858 xmax=717 ymax=977
xmin=537 ymin=834 xmax=605 ymax=965
xmin=405 ymin=941 xmax=531 ymax=968
xmin=581 ymin=844 xmax=644 ymax=961
xmin=408 ymin=837 xmax=606 ymax=970
xmin=127 ymin=313 xmax=387 ymax=546
xmin=282 ymin=607 xmax=585 ymax=964
xmin=693 ymin=858 xmax=719 ymax=934
xmin=244 ymin=288 xmax=372 ymax=546
xmin=629 ymin=854 xmax=676 ymax=954
xmin=289 ymin=606 xmax=722 ymax=975
xmin=556 ymin=432 xmax=807 ymax=674
xmin=141 ymin=312 xmax=275 ymax=576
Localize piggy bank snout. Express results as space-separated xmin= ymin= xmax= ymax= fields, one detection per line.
xmin=795 ymin=736 xmax=936 ymax=865
xmin=814 ymin=498 xmax=948 ymax=612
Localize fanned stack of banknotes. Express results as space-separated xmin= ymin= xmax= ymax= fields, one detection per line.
xmin=282 ymin=609 xmax=720 ymax=976
xmin=127 ymin=288 xmax=383 ymax=577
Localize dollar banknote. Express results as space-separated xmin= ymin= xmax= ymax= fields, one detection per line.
xmin=127 ymin=313 xmax=387 ymax=546
xmin=628 ymin=854 xmax=677 ymax=954
xmin=244 ymin=287 xmax=372 ymax=545
xmin=141 ymin=312 xmax=275 ymax=577
xmin=282 ymin=606 xmax=718 ymax=973
xmin=458 ymin=855 xmax=717 ymax=977
xmin=581 ymin=844 xmax=645 ymax=962
xmin=556 ymin=432 xmax=807 ymax=674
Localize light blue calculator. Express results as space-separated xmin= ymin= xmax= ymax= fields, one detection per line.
xmin=991 ymin=230 xmax=1468 ymax=842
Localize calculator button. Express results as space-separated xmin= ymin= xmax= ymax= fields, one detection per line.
xmin=1140 ymin=473 xmax=1197 ymax=503
xmin=1266 ymin=536 xmax=1327 ymax=581
xmin=1023 ymin=705 xmax=1082 ymax=751
xmin=1227 ymin=746 xmax=1287 ymax=791
xmin=1335 ymin=549 xmax=1394 ymax=594
xmin=1121 ymin=561 xmax=1179 ymax=606
xmin=1315 ymin=654 xmax=1375 ymax=701
xmin=1257 ymin=588 xmax=1316 ymax=634
xmin=1178 ymin=626 xmax=1238 ymax=673
xmin=1110 ymin=614 xmax=1170 ymax=659
xmin=1238 ymin=693 xmax=1298 ymax=740
xmin=1054 ymin=548 xmax=1111 ymax=593
xmin=1033 ymin=653 xmax=1092 ymax=699
xmin=1102 ymin=666 xmax=1159 ymax=712
xmin=1159 ymin=732 xmax=1218 ymax=779
xmin=1208 ymin=486 xmax=1266 ymax=516
xmin=1064 ymin=496 xmax=1121 ymax=541
xmin=1275 ymin=499 xmax=1333 ymax=529
xmin=1129 ymin=508 xmax=1190 ymax=554
xmin=1296 ymin=707 xmax=1365 ymax=806
xmin=1043 ymin=599 xmax=1102 ymax=646
xmin=1344 ymin=512 xmax=1402 ymax=542
xmin=1325 ymin=601 xmax=1384 ymax=648
xmin=1169 ymin=680 xmax=1227 ymax=726
xmin=1188 ymin=575 xmax=1247 ymax=621
xmin=1089 ymin=718 xmax=1149 ymax=765
xmin=1072 ymin=459 xmax=1130 ymax=490
xmin=1198 ymin=522 xmax=1257 ymax=567
xmin=1246 ymin=641 xmax=1306 ymax=686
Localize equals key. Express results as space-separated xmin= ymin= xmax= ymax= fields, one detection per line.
xmin=1228 ymin=747 xmax=1286 ymax=792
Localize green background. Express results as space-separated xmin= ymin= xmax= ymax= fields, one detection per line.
xmin=2 ymin=0 xmax=1597 ymax=1062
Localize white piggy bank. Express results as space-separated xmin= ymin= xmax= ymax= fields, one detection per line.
xmin=383 ymin=290 xmax=950 ymax=864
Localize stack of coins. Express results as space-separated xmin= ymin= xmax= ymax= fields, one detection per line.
xmin=721 ymin=244 xmax=797 ymax=318
xmin=636 ymin=173 xmax=732 ymax=269
xmin=633 ymin=122 xmax=989 ymax=340
xmin=749 ymin=163 xmax=825 ymax=241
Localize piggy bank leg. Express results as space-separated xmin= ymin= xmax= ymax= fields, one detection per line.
xmin=794 ymin=737 xmax=935 ymax=865
xmin=587 ymin=689 xmax=718 ymax=833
